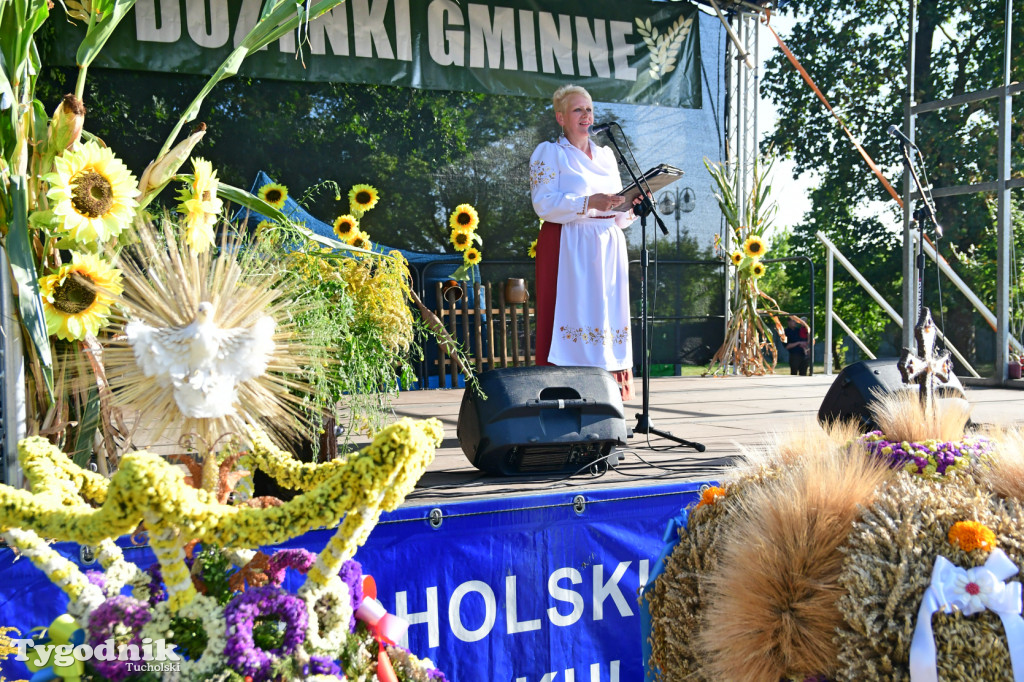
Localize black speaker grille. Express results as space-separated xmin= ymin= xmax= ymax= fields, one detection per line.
xmin=505 ymin=442 xmax=610 ymax=473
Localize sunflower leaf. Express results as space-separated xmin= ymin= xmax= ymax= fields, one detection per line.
xmin=448 ymin=264 xmax=472 ymax=282
xmin=6 ymin=175 xmax=54 ymax=400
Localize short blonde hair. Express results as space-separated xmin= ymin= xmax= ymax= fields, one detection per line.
xmin=552 ymin=84 xmax=591 ymax=114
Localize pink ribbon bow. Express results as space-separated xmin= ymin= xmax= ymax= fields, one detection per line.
xmin=355 ymin=575 xmax=410 ymax=682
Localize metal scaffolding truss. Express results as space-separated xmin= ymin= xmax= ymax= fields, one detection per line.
xmin=901 ymin=0 xmax=1021 ymax=381
xmin=701 ymin=0 xmax=767 ymax=324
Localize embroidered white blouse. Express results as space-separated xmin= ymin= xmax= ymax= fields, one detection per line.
xmin=529 ymin=136 xmax=636 ymax=372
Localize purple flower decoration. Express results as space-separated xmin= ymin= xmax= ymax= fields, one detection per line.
xmin=85 ymin=569 xmax=106 ymax=591
xmin=338 ymin=559 xmax=363 ymax=631
xmin=266 ymin=548 xmax=317 ymax=587
xmin=303 ymin=655 xmax=343 ymax=676
xmin=142 ymin=563 xmax=166 ymax=607
xmin=860 ymin=431 xmax=992 ymax=475
xmin=85 ymin=596 xmax=152 ymax=681
xmin=223 ymin=586 xmax=308 ymax=682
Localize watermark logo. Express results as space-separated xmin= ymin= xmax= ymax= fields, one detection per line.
xmin=10 ymin=637 xmax=181 ymax=670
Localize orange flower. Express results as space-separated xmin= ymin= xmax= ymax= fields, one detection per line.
xmin=695 ymin=485 xmax=726 ymax=509
xmin=948 ymin=520 xmax=997 ymax=552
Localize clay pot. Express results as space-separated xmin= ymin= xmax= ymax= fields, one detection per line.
xmin=442 ymin=280 xmax=464 ymax=303
xmin=504 ymin=278 xmax=529 ymax=304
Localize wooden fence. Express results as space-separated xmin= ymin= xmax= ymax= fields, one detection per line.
xmin=429 ymin=279 xmax=536 ymax=387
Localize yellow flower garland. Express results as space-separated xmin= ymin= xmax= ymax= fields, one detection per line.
xmin=0 ymin=418 xmax=443 ymax=619
xmin=19 ymin=436 xmax=110 ymax=505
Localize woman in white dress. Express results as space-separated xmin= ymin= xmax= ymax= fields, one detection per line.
xmin=529 ymin=84 xmax=640 ymax=401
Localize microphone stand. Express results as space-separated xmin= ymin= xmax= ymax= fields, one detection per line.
xmin=599 ymin=124 xmax=705 ymax=453
xmin=897 ymin=140 xmax=941 ymax=321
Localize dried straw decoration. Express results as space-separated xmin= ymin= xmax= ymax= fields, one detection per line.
xmin=646 ymin=421 xmax=877 ymax=681
xmin=102 ymin=217 xmax=315 ymax=450
xmin=698 ymin=439 xmax=894 ymax=682
xmin=644 ymin=478 xmax=751 ymax=682
xmin=644 ymin=393 xmax=1024 ymax=681
xmin=835 ymin=473 xmax=1024 ymax=681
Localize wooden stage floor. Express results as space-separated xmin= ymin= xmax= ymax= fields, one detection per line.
xmin=350 ymin=373 xmax=1024 ymax=507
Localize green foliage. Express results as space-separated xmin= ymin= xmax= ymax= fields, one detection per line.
xmin=167 ymin=615 xmax=209 ymax=661
xmin=255 ymin=219 xmax=417 ymax=443
xmin=763 ymin=0 xmax=1023 ymax=363
xmin=196 ymin=544 xmax=234 ymax=606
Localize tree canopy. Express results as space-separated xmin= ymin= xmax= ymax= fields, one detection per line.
xmin=762 ymin=0 xmax=1023 ymax=370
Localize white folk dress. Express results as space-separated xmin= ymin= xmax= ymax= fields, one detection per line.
xmin=529 ymin=135 xmax=635 ymax=372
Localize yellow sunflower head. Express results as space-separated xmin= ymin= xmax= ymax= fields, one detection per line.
xmin=450 ymin=204 xmax=480 ymax=232
xmin=333 ymin=214 xmax=359 ymax=240
xmin=258 ymin=182 xmax=288 ymax=210
xmin=39 ymin=251 xmax=123 ymax=341
xmin=730 ymin=250 xmax=744 ymax=266
xmin=175 ymin=157 xmax=222 ymax=254
xmin=45 ymin=140 xmax=138 ymax=244
xmin=528 ymin=239 xmax=538 ymax=259
xmin=743 ymin=235 xmax=766 ymax=258
xmin=349 ymin=184 xmax=380 ymax=215
xmin=450 ymin=229 xmax=472 ymax=252
xmin=350 ymin=231 xmax=373 ymax=251
xmin=255 ymin=220 xmax=276 ymax=236
xmin=463 ymin=246 xmax=482 ymax=266
xmin=751 ymin=261 xmax=766 ymax=278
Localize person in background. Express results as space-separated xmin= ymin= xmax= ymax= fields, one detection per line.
xmin=785 ymin=315 xmax=811 ymax=376
xmin=529 ymin=84 xmax=644 ymax=402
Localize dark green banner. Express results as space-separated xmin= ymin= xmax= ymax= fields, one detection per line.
xmin=47 ymin=0 xmax=701 ymax=108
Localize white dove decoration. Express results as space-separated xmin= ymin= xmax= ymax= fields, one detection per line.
xmin=125 ymin=301 xmax=277 ymax=419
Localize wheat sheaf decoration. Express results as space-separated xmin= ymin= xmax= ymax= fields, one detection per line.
xmin=636 ymin=14 xmax=694 ymax=80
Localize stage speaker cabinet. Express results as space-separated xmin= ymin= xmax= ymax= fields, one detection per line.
xmin=457 ymin=366 xmax=628 ymax=475
xmin=818 ymin=357 xmax=967 ymax=431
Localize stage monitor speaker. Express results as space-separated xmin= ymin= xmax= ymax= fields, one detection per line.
xmin=818 ymin=358 xmax=967 ymax=431
xmin=457 ymin=365 xmax=628 ymax=475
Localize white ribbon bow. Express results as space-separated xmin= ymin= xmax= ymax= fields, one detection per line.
xmin=910 ymin=548 xmax=1024 ymax=681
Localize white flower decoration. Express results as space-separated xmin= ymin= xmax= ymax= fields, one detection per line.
xmin=952 ymin=566 xmax=999 ymax=613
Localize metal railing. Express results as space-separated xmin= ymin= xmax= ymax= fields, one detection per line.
xmin=817 ymin=230 xmax=979 ymax=377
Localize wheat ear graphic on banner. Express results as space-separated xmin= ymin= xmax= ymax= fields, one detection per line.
xmin=636 ymin=14 xmax=694 ymax=80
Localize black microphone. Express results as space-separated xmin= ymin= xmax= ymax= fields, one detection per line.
xmin=887 ymin=124 xmax=918 ymax=150
xmin=590 ymin=122 xmax=613 ymax=135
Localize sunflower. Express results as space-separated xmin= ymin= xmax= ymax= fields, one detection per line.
xmin=450 ymin=204 xmax=480 ymax=232
xmin=333 ymin=215 xmax=359 ymax=241
xmin=45 ymin=140 xmax=138 ymax=244
xmin=348 ymin=184 xmax=380 ymax=215
xmin=258 ymin=182 xmax=288 ymax=210
xmin=743 ymin=235 xmax=766 ymax=258
xmin=39 ymin=252 xmax=123 ymax=341
xmin=255 ymin=220 xmax=275 ymax=236
xmin=528 ymin=239 xmax=538 ymax=259
xmin=176 ymin=157 xmax=223 ymax=254
xmin=450 ymin=229 xmax=472 ymax=252
xmin=463 ymin=247 xmax=482 ymax=266
xmin=350 ymin=231 xmax=373 ymax=251
xmin=730 ymin=250 xmax=743 ymax=266
xmin=751 ymin=261 xmax=766 ymax=278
